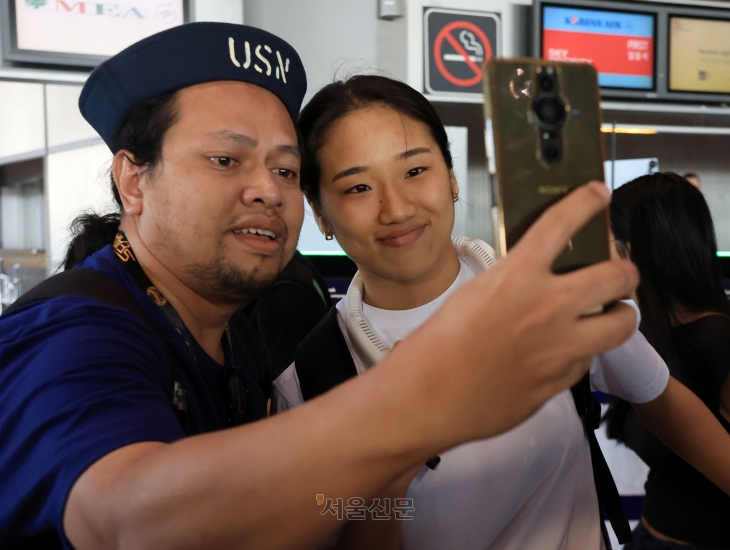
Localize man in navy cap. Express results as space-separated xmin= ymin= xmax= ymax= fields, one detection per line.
xmin=0 ymin=22 xmax=639 ymax=550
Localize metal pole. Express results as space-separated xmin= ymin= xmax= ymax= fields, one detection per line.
xmin=610 ymin=120 xmax=617 ymax=192
xmin=12 ymin=264 xmax=21 ymax=302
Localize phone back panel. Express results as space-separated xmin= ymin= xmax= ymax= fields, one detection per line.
xmin=484 ymin=58 xmax=609 ymax=273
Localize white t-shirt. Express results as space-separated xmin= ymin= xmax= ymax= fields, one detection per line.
xmin=273 ymin=260 xmax=669 ymax=550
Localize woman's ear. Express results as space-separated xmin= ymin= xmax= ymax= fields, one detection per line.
xmin=449 ymin=170 xmax=460 ymax=202
xmin=306 ymin=196 xmax=334 ymax=238
xmin=113 ymin=150 xmax=146 ymax=216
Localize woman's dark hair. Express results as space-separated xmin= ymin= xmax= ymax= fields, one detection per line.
xmin=62 ymin=92 xmax=178 ymax=269
xmin=604 ymin=172 xmax=730 ymax=440
xmin=297 ymin=75 xmax=453 ymax=209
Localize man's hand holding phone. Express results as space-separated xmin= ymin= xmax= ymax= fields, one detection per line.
xmin=377 ymin=182 xmax=638 ymax=451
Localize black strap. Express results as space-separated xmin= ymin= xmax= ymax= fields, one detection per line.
xmin=294 ymin=307 xmax=441 ymax=470
xmin=571 ymin=374 xmax=632 ymax=547
xmin=243 ymin=251 xmax=330 ymax=322
xmin=6 ymin=268 xmax=188 ymax=424
xmin=228 ymin=308 xmax=272 ymax=399
xmin=295 ymin=307 xmax=357 ymax=401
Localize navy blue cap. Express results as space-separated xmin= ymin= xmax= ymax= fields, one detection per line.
xmin=79 ymin=22 xmax=307 ymax=152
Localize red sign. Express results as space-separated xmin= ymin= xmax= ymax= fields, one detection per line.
xmin=543 ymin=30 xmax=653 ymax=78
xmin=433 ymin=21 xmax=493 ymax=87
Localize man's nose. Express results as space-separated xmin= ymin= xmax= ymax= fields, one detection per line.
xmin=241 ymin=166 xmax=284 ymax=209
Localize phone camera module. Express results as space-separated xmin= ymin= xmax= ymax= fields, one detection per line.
xmin=533 ymin=97 xmax=566 ymax=129
xmin=543 ymin=144 xmax=560 ymax=162
xmin=537 ymin=73 xmax=554 ymax=93
xmin=533 ymin=66 xmax=564 ymax=163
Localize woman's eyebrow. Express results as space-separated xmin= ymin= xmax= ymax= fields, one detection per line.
xmin=397 ymin=147 xmax=431 ymax=160
xmin=332 ymin=166 xmax=368 ymax=182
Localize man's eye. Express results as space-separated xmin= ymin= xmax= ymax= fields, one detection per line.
xmin=274 ymin=168 xmax=298 ymax=180
xmin=345 ymin=184 xmax=371 ymax=194
xmin=406 ymin=167 xmax=426 ymax=178
xmin=212 ymin=157 xmax=236 ymax=167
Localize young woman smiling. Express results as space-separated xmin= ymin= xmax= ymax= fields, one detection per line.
xmin=273 ymin=76 xmax=730 ymax=550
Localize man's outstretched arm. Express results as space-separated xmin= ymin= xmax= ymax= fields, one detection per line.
xmin=65 ymin=183 xmax=638 ymax=550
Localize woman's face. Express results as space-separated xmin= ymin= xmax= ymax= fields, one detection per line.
xmin=315 ymin=106 xmax=457 ymax=284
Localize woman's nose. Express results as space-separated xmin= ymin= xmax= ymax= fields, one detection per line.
xmin=378 ymin=183 xmax=416 ymax=225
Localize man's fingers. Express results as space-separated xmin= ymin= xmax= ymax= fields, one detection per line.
xmin=570 ymin=302 xmax=637 ymax=358
xmin=514 ymin=182 xmax=610 ymax=269
xmin=556 ymin=259 xmax=639 ymax=317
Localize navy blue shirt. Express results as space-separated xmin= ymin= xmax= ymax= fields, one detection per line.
xmin=0 ymin=245 xmax=268 ymax=548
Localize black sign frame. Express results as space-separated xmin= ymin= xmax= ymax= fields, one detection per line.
xmin=424 ymin=7 xmax=501 ymax=99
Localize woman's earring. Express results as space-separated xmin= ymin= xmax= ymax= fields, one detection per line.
xmin=453 ymin=195 xmax=459 ymax=203
xmin=325 ymin=233 xmax=334 ymax=241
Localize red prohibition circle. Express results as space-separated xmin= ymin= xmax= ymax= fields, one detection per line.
xmin=433 ymin=21 xmax=493 ymax=87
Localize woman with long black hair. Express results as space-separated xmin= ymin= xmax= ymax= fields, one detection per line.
xmin=606 ymin=172 xmax=730 ymax=549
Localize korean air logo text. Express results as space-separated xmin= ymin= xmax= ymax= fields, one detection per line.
xmin=565 ymin=16 xmax=625 ymax=30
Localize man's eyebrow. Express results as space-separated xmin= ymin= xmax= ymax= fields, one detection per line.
xmin=332 ymin=166 xmax=368 ymax=182
xmin=276 ymin=144 xmax=301 ymax=158
xmin=397 ymin=147 xmax=431 ymax=160
xmin=208 ymin=130 xmax=258 ymax=147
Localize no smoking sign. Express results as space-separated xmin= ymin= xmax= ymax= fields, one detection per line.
xmin=424 ymin=8 xmax=500 ymax=97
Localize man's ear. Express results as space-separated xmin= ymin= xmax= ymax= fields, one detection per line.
xmin=112 ymin=150 xmax=146 ymax=216
xmin=449 ymin=169 xmax=460 ymax=201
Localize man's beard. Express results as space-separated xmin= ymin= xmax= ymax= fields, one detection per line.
xmin=185 ymin=247 xmax=285 ymax=304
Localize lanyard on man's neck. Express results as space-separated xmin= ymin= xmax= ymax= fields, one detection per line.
xmin=112 ymin=231 xmax=250 ymax=426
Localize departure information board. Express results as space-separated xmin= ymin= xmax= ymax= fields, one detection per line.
xmin=670 ymin=17 xmax=730 ymax=94
xmin=542 ymin=5 xmax=656 ymax=90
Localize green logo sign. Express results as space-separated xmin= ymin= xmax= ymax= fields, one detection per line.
xmin=25 ymin=0 xmax=48 ymax=8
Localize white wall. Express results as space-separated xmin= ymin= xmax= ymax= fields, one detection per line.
xmin=45 ymin=84 xmax=99 ymax=150
xmin=244 ymin=0 xmax=382 ymax=103
xmin=45 ymin=143 xmax=113 ymax=273
xmin=0 ymin=81 xmax=45 ymax=163
xmin=193 ymin=0 xmax=244 ymax=24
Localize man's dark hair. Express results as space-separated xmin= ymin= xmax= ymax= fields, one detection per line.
xmin=604 ymin=172 xmax=730 ymax=440
xmin=63 ymin=92 xmax=178 ymax=269
xmin=297 ymin=75 xmax=453 ymax=209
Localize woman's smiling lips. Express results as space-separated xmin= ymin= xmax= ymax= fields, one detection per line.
xmin=377 ymin=224 xmax=427 ymax=247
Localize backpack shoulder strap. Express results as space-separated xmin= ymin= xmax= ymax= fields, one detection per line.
xmin=571 ymin=374 xmax=632 ymax=547
xmin=293 ymin=306 xmax=442 ymax=471
xmin=6 ymin=268 xmax=188 ymax=423
xmin=228 ymin=308 xmax=272 ymax=399
xmin=8 ymin=268 xmax=150 ymax=320
xmin=294 ymin=307 xmax=357 ymax=401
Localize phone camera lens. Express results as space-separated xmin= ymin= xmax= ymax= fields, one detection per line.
xmin=538 ymin=75 xmax=554 ymax=92
xmin=533 ymin=97 xmax=566 ymax=128
xmin=543 ymin=144 xmax=560 ymax=162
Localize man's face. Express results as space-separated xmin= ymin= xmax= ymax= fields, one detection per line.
xmin=137 ymin=81 xmax=303 ymax=305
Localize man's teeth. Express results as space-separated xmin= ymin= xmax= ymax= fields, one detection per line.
xmin=233 ymin=228 xmax=276 ymax=239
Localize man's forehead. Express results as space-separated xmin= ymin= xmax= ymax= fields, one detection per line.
xmin=79 ymin=22 xmax=306 ymax=153
xmin=170 ymin=82 xmax=298 ymax=145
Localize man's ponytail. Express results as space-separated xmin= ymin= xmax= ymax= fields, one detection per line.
xmin=63 ymin=213 xmax=121 ymax=269
xmin=62 ymin=92 xmax=178 ymax=269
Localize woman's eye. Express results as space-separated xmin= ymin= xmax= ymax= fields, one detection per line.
xmin=345 ymin=184 xmax=371 ymax=194
xmin=212 ymin=157 xmax=236 ymax=167
xmin=406 ymin=167 xmax=426 ymax=178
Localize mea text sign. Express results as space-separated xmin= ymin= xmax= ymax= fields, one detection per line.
xmin=424 ymin=8 xmax=500 ymax=98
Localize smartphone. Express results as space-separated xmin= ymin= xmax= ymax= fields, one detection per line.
xmin=483 ymin=58 xmax=610 ymax=274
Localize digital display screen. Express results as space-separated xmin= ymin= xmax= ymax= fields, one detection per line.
xmin=669 ymin=17 xmax=730 ymax=94
xmin=542 ymin=5 xmax=655 ymax=90
xmin=12 ymin=0 xmax=184 ymax=59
